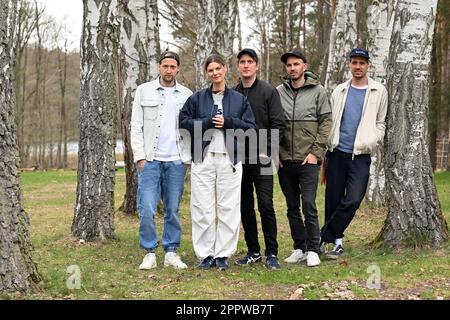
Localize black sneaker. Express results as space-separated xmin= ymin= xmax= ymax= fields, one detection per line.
xmin=325 ymin=244 xmax=344 ymax=260
xmin=197 ymin=256 xmax=216 ymax=269
xmin=215 ymin=257 xmax=229 ymax=271
xmin=265 ymin=254 xmax=281 ymax=270
xmin=235 ymin=252 xmax=262 ymax=266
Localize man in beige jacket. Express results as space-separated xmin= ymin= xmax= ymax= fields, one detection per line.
xmin=320 ymin=48 xmax=388 ymax=259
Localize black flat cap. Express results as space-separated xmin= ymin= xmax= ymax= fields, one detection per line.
xmin=237 ymin=48 xmax=258 ymax=62
xmin=280 ymin=50 xmax=307 ymax=63
xmin=159 ymin=51 xmax=180 ymax=65
xmin=349 ymin=48 xmax=370 ymax=60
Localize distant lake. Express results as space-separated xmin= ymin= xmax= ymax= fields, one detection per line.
xmin=67 ymin=140 xmax=124 ymax=155
xmin=29 ymin=140 xmax=125 ymax=156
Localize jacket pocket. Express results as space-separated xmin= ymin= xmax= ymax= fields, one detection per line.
xmin=141 ymin=99 xmax=159 ymax=120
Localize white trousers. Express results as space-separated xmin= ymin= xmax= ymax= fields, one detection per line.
xmin=190 ymin=152 xmax=242 ymax=259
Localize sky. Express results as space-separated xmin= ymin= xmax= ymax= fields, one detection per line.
xmin=36 ymin=0 xmax=83 ymax=50
xmin=36 ymin=1 xmax=254 ymax=53
xmin=36 ymin=0 xmax=175 ymax=51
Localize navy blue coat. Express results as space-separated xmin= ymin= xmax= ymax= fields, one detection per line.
xmin=179 ymin=86 xmax=256 ymax=165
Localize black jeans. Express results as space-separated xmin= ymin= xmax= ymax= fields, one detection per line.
xmin=240 ymin=163 xmax=278 ymax=256
xmin=278 ymin=162 xmax=320 ymax=254
xmin=321 ymin=150 xmax=371 ymax=243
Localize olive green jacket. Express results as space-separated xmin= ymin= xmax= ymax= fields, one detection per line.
xmin=276 ymin=71 xmax=332 ymax=162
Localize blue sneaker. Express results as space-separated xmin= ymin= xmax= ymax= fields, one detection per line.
xmin=215 ymin=257 xmax=229 ymax=271
xmin=265 ymin=254 xmax=281 ymax=270
xmin=235 ymin=252 xmax=262 ymax=266
xmin=197 ymin=256 xmax=215 ymax=269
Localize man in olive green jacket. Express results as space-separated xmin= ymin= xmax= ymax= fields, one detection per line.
xmin=277 ymin=50 xmax=332 ymax=267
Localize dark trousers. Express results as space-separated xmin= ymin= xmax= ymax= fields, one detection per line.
xmin=321 ymin=149 xmax=371 ymax=243
xmin=240 ymin=163 xmax=278 ymax=256
xmin=278 ymin=162 xmax=320 ymax=253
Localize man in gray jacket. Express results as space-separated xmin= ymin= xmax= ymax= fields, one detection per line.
xmin=277 ymin=50 xmax=332 ymax=267
xmin=320 ymin=48 xmax=388 ymax=259
xmin=131 ymin=51 xmax=192 ymax=270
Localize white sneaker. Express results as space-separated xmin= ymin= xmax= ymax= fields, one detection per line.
xmin=164 ymin=252 xmax=188 ymax=269
xmin=306 ymin=251 xmax=321 ymax=267
xmin=284 ymin=249 xmax=306 ymax=263
xmin=139 ymin=252 xmax=157 ymax=270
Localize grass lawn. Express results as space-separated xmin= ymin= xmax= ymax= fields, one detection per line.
xmin=13 ymin=169 xmax=450 ymax=300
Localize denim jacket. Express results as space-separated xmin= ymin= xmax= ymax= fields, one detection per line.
xmin=130 ymin=77 xmax=193 ymax=163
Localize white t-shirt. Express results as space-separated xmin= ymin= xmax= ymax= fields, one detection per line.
xmin=207 ymin=93 xmax=227 ymax=154
xmin=154 ymin=87 xmax=181 ymax=161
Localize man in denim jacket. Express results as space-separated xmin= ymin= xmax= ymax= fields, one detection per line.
xmin=131 ymin=51 xmax=192 ymax=270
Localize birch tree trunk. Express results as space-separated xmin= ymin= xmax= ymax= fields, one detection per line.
xmin=380 ymin=0 xmax=448 ymax=248
xmin=72 ymin=0 xmax=120 ymax=241
xmin=118 ymin=0 xmax=160 ymax=215
xmin=0 ymin=0 xmax=42 ymax=294
xmin=325 ymin=0 xmax=392 ymax=207
xmin=318 ymin=0 xmax=334 ymax=84
xmin=364 ymin=0 xmax=396 ymax=206
xmin=195 ymin=0 xmax=214 ymax=89
xmin=220 ymin=0 xmax=238 ymax=84
xmin=325 ymin=0 xmax=357 ymax=91
xmin=195 ymin=0 xmax=238 ymax=89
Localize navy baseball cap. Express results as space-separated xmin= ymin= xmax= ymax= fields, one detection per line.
xmin=349 ymin=48 xmax=370 ymax=60
xmin=237 ymin=48 xmax=258 ymax=63
xmin=159 ymin=51 xmax=180 ymax=65
xmin=281 ymin=50 xmax=307 ymax=64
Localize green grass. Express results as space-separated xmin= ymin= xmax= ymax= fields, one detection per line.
xmin=13 ymin=169 xmax=450 ymax=299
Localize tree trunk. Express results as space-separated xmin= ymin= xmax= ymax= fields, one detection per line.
xmin=57 ymin=39 xmax=68 ymax=169
xmin=195 ymin=0 xmax=215 ymax=89
xmin=0 ymin=0 xmax=42 ymax=294
xmin=364 ymin=0 xmax=397 ymax=206
xmin=318 ymin=0 xmax=333 ymax=84
xmin=325 ymin=0 xmax=357 ymax=91
xmin=72 ymin=0 xmax=120 ymax=241
xmin=195 ymin=0 xmax=238 ymax=89
xmin=325 ymin=0 xmax=392 ymax=207
xmin=380 ymin=0 xmax=448 ymax=248
xmin=433 ymin=0 xmax=449 ymax=172
xmin=118 ymin=0 xmax=160 ymax=215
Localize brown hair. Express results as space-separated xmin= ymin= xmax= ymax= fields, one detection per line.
xmin=204 ymin=53 xmax=226 ymax=71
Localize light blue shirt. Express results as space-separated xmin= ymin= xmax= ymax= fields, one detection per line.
xmin=337 ymin=85 xmax=367 ymax=153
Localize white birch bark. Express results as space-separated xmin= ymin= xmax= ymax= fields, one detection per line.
xmin=381 ymin=0 xmax=448 ymax=247
xmin=325 ymin=0 xmax=357 ymax=92
xmin=0 ymin=0 xmax=41 ymax=293
xmin=364 ymin=0 xmax=397 ymax=206
xmin=195 ymin=0 xmax=214 ymax=89
xmin=195 ymin=0 xmax=238 ymax=89
xmin=118 ymin=0 xmax=160 ymax=215
xmin=73 ymin=0 xmax=120 ymax=241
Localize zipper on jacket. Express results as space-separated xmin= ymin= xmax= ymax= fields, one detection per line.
xmin=291 ymin=92 xmax=297 ymax=159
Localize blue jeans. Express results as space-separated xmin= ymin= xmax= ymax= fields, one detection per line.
xmin=137 ymin=160 xmax=186 ymax=252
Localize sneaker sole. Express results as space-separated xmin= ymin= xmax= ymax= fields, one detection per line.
xmin=217 ymin=267 xmax=228 ymax=271
xmin=235 ymin=259 xmax=262 ymax=266
xmin=325 ymin=254 xmax=341 ymax=260
xmin=284 ymin=257 xmax=307 ymax=264
xmin=139 ymin=265 xmax=157 ymax=270
xmin=266 ymin=266 xmax=281 ymax=270
xmin=164 ymin=263 xmax=188 ymax=269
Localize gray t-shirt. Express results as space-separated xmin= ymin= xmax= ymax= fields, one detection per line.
xmin=337 ymin=85 xmax=367 ymax=154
